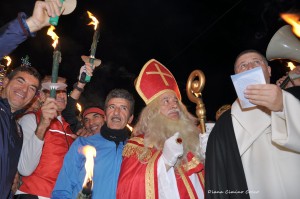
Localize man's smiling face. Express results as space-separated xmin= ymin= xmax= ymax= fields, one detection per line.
xmin=2 ymin=71 xmax=39 ymax=113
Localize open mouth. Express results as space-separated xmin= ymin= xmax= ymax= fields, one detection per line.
xmin=90 ymin=126 xmax=98 ymax=131
xmin=112 ymin=117 xmax=121 ymax=122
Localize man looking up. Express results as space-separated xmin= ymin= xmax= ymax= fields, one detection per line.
xmin=205 ymin=49 xmax=300 ymax=199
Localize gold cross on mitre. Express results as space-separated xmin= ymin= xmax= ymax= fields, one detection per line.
xmin=146 ymin=63 xmax=173 ymax=86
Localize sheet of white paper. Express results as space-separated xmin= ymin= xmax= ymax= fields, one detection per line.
xmin=231 ymin=67 xmax=266 ymax=108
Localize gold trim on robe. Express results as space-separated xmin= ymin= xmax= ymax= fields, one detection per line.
xmin=145 ymin=151 xmax=160 ymax=199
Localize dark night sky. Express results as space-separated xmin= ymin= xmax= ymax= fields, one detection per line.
xmin=1 ymin=0 xmax=299 ymax=123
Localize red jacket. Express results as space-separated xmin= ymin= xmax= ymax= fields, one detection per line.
xmin=19 ymin=110 xmax=74 ymax=198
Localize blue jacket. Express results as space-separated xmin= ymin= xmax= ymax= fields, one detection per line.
xmin=0 ymin=98 xmax=23 ymax=198
xmin=52 ymin=134 xmax=125 ymax=199
xmin=0 ymin=12 xmax=34 ymax=59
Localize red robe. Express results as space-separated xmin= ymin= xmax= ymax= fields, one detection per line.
xmin=117 ymin=135 xmax=205 ymax=199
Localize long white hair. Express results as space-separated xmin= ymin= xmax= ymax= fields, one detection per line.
xmin=133 ymin=98 xmax=204 ymax=167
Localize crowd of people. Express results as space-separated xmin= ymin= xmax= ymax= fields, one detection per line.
xmin=0 ymin=1 xmax=300 ymax=199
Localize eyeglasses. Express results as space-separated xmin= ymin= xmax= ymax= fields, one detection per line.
xmin=236 ymin=59 xmax=265 ymax=71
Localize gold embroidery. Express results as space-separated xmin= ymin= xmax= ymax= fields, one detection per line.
xmin=145 ymin=151 xmax=160 ymax=199
xmin=183 ymin=156 xmax=201 ymax=171
xmin=130 ymin=136 xmax=145 ymax=145
xmin=122 ymin=142 xmax=152 ymax=162
xmin=198 ymin=172 xmax=205 ymax=187
xmin=177 ymin=167 xmax=196 ymax=199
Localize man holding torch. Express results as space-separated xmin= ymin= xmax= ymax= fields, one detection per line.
xmin=52 ymin=89 xmax=134 ymax=199
xmin=116 ymin=59 xmax=205 ymax=199
xmin=15 ymin=62 xmax=96 ymax=198
xmin=14 ymin=75 xmax=74 ymax=199
xmin=0 ymin=0 xmax=63 ymax=59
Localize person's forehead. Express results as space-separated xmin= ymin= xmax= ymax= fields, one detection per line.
xmin=237 ymin=52 xmax=262 ymax=63
xmin=107 ymin=98 xmax=130 ymax=107
xmin=14 ymin=71 xmax=39 ymax=84
xmin=84 ymin=112 xmax=102 ymax=118
xmin=159 ymin=91 xmax=177 ymax=99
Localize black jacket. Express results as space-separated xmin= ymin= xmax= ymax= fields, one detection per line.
xmin=205 ymin=110 xmax=250 ymax=199
xmin=0 ymin=98 xmax=23 ymax=198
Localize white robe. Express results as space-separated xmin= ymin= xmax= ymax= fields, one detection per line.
xmin=232 ymin=90 xmax=300 ymax=199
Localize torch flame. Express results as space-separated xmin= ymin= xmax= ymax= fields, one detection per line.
xmin=287 ymin=62 xmax=296 ymax=71
xmin=126 ymin=124 xmax=133 ymax=132
xmin=87 ymin=11 xmax=99 ymax=30
xmin=47 ymin=25 xmax=59 ymax=48
xmin=3 ymin=56 xmax=11 ymax=66
xmin=280 ymin=13 xmax=300 ymax=37
xmin=76 ymin=103 xmax=82 ymax=113
xmin=81 ymin=145 xmax=96 ymax=188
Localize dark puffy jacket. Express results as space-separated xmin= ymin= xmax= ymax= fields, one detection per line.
xmin=0 ymin=98 xmax=23 ymax=198
xmin=0 ymin=12 xmax=34 ymax=59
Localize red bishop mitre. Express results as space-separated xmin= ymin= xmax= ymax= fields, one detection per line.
xmin=135 ymin=59 xmax=181 ymax=104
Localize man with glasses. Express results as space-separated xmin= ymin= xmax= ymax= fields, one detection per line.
xmin=15 ymin=75 xmax=75 ymax=199
xmin=205 ymin=49 xmax=300 ymax=199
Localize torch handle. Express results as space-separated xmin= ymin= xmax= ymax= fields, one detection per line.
xmin=82 ymin=26 xmax=100 ymax=82
xmin=50 ymin=89 xmax=56 ymax=98
xmin=49 ymin=0 xmax=65 ymax=26
xmin=84 ymin=58 xmax=95 ymax=82
xmin=76 ymin=192 xmax=92 ymax=199
xmin=50 ymin=50 xmax=61 ymax=98
xmin=280 ymin=73 xmax=300 ymax=89
xmin=280 ymin=76 xmax=291 ymax=89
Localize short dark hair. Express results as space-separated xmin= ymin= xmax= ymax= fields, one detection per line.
xmin=234 ymin=49 xmax=268 ymax=70
xmin=104 ymin=89 xmax=135 ymax=115
xmin=7 ymin=66 xmax=42 ymax=89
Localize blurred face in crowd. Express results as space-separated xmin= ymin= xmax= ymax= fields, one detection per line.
xmin=42 ymin=79 xmax=67 ymax=113
xmin=234 ymin=52 xmax=271 ymax=83
xmin=158 ymin=91 xmax=180 ymax=120
xmin=83 ymin=111 xmax=105 ymax=134
xmin=105 ymin=98 xmax=133 ymax=130
xmin=2 ymin=71 xmax=39 ymax=113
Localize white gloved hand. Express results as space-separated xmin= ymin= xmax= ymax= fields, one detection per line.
xmin=162 ymin=132 xmax=184 ymax=167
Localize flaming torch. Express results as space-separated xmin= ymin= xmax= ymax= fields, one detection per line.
xmin=279 ymin=62 xmax=299 ymax=88
xmin=80 ymin=11 xmax=101 ymax=83
xmin=76 ymin=103 xmax=82 ymax=113
xmin=47 ymin=25 xmax=61 ymax=98
xmin=278 ymin=13 xmax=300 ymax=88
xmin=77 ymin=145 xmax=96 ymax=199
xmin=3 ymin=56 xmax=12 ymax=67
xmin=280 ymin=13 xmax=300 ymax=37
xmin=0 ymin=56 xmax=12 ymax=92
